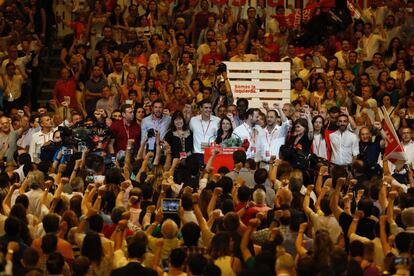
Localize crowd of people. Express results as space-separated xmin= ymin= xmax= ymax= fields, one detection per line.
xmin=0 ymin=0 xmax=413 ymax=275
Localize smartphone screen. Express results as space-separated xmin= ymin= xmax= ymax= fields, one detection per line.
xmin=93 ymin=175 xmax=105 ymax=183
xmin=161 ymin=198 xmax=181 ymax=213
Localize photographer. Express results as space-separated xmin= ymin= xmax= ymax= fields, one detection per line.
xmin=211 ymin=66 xmax=234 ymax=116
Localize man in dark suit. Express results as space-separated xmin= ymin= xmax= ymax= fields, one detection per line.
xmin=110 ymin=235 xmax=157 ymax=276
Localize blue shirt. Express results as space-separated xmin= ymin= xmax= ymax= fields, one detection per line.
xmin=141 ymin=114 xmax=171 ymax=150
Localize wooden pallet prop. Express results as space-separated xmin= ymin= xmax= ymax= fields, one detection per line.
xmin=223 ymin=61 xmax=291 ymax=109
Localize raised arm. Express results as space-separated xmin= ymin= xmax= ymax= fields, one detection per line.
xmin=295 ymin=222 xmax=309 ymax=256
xmin=145 ymin=210 xmax=163 ymax=236
xmin=192 ymin=193 xmax=214 ymax=244
xmin=303 ymin=185 xmax=315 ymax=216
xmin=241 ymin=218 xmax=260 ymax=263
xmin=136 ymin=152 xmax=154 ymax=183
xmin=315 ymin=165 xmax=328 ymax=196
xmin=330 ymin=177 xmax=346 ymax=221
xmin=3 ymin=183 xmax=20 ymax=216
xmin=205 ymin=148 xmax=220 ymax=174
xmin=163 ymin=142 xmax=172 ymax=171
xmin=347 ymin=210 xmax=363 ymax=238
xmin=379 ymin=215 xmax=392 ymax=255
xmin=153 ymin=131 xmax=162 ymax=166
xmin=207 ymin=187 xmax=222 ymax=215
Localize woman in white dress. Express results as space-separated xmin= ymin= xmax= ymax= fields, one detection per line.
xmin=311 ymin=115 xmax=328 ymax=160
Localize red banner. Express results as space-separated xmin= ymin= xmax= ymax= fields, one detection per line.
xmin=381 ymin=107 xmax=407 ymax=164
xmin=204 ymin=147 xmax=244 ymax=173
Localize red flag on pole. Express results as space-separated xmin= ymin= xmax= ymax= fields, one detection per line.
xmin=381 ymin=107 xmax=407 ymax=164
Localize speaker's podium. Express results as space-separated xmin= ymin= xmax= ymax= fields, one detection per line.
xmin=204 ymin=146 xmax=244 ymax=173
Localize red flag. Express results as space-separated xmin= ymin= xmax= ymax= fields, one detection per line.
xmin=381 ymin=107 xmax=407 ymax=164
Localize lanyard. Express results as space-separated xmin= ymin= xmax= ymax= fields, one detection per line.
xmin=265 ymin=127 xmax=276 ymax=148
xmin=313 ymin=134 xmax=322 ymax=155
xmin=180 ymin=135 xmax=186 ymax=151
xmin=123 ymin=124 xmax=130 ymax=139
xmin=201 ymin=119 xmax=211 ymax=140
xmin=40 ymin=132 xmax=52 ymax=144
xmin=152 ymin=116 xmax=161 ymax=131
xmin=244 ymin=123 xmax=256 ymax=144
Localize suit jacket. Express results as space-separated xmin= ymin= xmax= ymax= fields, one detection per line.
xmin=110 ymin=262 xmax=157 ymax=276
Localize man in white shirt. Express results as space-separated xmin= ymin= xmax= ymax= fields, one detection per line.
xmin=0 ymin=44 xmax=32 ymax=75
xmin=233 ymin=108 xmax=260 ymax=159
xmin=329 ymin=114 xmax=359 ymax=166
xmin=29 ymin=115 xmax=55 ymax=163
xmin=385 ymin=128 xmax=414 ymax=183
xmin=257 ymin=105 xmax=290 ymax=166
xmin=400 ymin=127 xmax=414 ymax=167
xmin=359 ymin=23 xmax=385 ymax=63
xmin=189 ymin=99 xmax=220 ymax=163
xmin=230 ymin=44 xmax=258 ymax=62
xmin=335 ymin=39 xmax=351 ymax=69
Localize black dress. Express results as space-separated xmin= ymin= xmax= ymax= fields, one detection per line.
xmin=286 ymin=134 xmax=312 ymax=155
xmin=164 ymin=130 xmax=193 ymax=159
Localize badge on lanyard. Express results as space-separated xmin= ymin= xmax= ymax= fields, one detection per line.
xmin=201 ymin=142 xmax=209 ymax=150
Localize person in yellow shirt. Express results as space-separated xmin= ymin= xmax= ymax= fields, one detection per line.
xmin=290 ymin=78 xmax=311 ymax=104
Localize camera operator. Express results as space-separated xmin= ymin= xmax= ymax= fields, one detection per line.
xmin=140 ymin=100 xmax=171 ymax=151
xmin=108 ymin=104 xmax=141 ymax=155
xmin=39 ymin=130 xmax=64 ymax=164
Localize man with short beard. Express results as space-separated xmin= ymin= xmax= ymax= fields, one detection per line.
xmin=108 ymin=58 xmax=125 ymax=95
xmin=140 ymin=100 xmax=171 ymax=151
xmin=0 ymin=116 xmax=19 ymax=162
xmin=257 ymin=105 xmax=290 ymax=166
xmin=359 ymin=23 xmax=385 ymax=66
xmin=329 ymin=114 xmax=359 ymax=166
xmin=109 ymin=104 xmax=141 ymax=154
xmin=233 ymin=108 xmax=261 ymax=159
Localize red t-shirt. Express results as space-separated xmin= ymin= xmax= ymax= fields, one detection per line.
xmin=110 ymin=119 xmax=141 ymax=153
xmin=262 ymin=43 xmax=280 ymax=62
xmin=102 ymin=223 xmax=134 ymax=239
xmin=53 ymin=78 xmax=78 ymax=109
xmin=202 ymin=53 xmax=223 ymax=66
xmin=69 ymin=22 xmax=86 ymax=40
